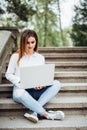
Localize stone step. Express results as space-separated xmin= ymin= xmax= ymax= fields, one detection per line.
xmin=47 ymin=61 xmax=87 ymax=71
xmin=61 ymin=83 xmax=87 ymax=91
xmin=0 ymin=83 xmax=87 ymax=92
xmin=5 ymin=47 xmax=87 ymax=55
xmin=0 ymin=90 xmax=87 ymax=98
xmin=5 ymin=61 xmax=87 ymax=72
xmin=44 ymin=53 xmax=87 ymax=62
xmin=1 ymin=108 xmax=87 ymax=117
xmin=0 ymin=95 xmax=87 ymax=110
xmin=55 ymin=71 xmax=87 ymax=83
xmin=39 ymin=47 xmax=87 ymax=53
xmin=43 ymin=53 xmax=87 ymax=57
xmin=0 ymin=115 xmax=87 ymax=130
xmin=57 ymin=92 xmax=87 ymax=97
xmin=7 ymin=47 xmax=87 ymax=55
xmin=55 ymin=71 xmax=87 ymax=76
xmin=5 ymin=53 xmax=87 ymax=64
xmin=6 ymin=61 xmax=87 ymax=70
xmin=2 ymin=71 xmax=87 ymax=84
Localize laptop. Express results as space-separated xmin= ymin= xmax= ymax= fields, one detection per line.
xmin=20 ymin=64 xmax=55 ymax=89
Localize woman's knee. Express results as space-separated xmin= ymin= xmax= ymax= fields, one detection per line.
xmin=16 ymin=89 xmax=25 ymax=97
xmin=13 ymin=89 xmax=25 ymax=101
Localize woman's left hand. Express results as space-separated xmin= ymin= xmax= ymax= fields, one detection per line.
xmin=34 ymin=86 xmax=46 ymax=90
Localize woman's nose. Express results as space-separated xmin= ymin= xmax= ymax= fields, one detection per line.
xmin=29 ymin=43 xmax=32 ymax=47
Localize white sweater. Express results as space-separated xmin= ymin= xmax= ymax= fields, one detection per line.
xmin=5 ymin=52 xmax=45 ymax=87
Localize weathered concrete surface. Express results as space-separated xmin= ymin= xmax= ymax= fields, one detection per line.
xmin=0 ymin=115 xmax=87 ymax=130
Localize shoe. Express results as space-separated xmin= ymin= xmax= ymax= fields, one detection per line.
xmin=47 ymin=110 xmax=65 ymax=120
xmin=24 ymin=113 xmax=38 ymax=123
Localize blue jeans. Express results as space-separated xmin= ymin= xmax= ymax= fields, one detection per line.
xmin=13 ymin=80 xmax=61 ymax=116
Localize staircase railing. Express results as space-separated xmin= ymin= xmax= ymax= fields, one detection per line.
xmin=0 ymin=30 xmax=18 ymax=83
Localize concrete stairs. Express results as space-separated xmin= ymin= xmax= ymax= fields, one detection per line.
xmin=0 ymin=47 xmax=87 ymax=130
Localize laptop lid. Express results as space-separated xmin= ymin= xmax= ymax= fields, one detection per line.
xmin=20 ymin=64 xmax=55 ymax=89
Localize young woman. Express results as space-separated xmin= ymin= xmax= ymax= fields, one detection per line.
xmin=5 ymin=29 xmax=65 ymax=123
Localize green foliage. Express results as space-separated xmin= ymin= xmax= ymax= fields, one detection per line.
xmin=5 ymin=0 xmax=36 ymax=21
xmin=0 ymin=2 xmax=5 ymax=15
xmin=71 ymin=24 xmax=87 ymax=46
xmin=74 ymin=0 xmax=87 ymax=23
xmin=0 ymin=8 xmax=5 ymax=15
xmin=71 ymin=0 xmax=87 ymax=46
xmin=0 ymin=0 xmax=70 ymax=47
xmin=33 ymin=0 xmax=61 ymax=47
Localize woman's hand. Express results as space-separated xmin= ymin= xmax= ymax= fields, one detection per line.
xmin=34 ymin=86 xmax=46 ymax=90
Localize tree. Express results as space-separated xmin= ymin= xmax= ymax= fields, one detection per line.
xmin=0 ymin=0 xmax=37 ymax=28
xmin=57 ymin=0 xmax=65 ymax=46
xmin=0 ymin=0 xmax=67 ymax=47
xmin=33 ymin=0 xmax=61 ymax=47
xmin=5 ymin=0 xmax=36 ymax=21
xmin=0 ymin=7 xmax=5 ymax=15
xmin=0 ymin=1 xmax=5 ymax=15
xmin=71 ymin=0 xmax=87 ymax=46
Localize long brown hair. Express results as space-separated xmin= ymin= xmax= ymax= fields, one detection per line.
xmin=17 ymin=29 xmax=38 ymax=64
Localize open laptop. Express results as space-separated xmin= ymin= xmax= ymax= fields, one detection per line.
xmin=20 ymin=64 xmax=55 ymax=89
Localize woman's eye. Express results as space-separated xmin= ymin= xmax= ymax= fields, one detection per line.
xmin=27 ymin=41 xmax=35 ymax=44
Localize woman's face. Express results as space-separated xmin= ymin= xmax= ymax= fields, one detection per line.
xmin=25 ymin=36 xmax=36 ymax=53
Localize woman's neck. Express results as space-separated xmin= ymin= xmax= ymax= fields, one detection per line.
xmin=25 ymin=50 xmax=34 ymax=56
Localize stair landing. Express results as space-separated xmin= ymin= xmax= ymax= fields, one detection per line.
xmin=0 ymin=115 xmax=87 ymax=130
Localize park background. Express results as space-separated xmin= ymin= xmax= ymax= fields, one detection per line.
xmin=0 ymin=0 xmax=87 ymax=47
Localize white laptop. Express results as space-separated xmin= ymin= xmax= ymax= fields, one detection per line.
xmin=20 ymin=64 xmax=55 ymax=89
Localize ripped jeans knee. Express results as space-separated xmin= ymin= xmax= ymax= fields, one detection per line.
xmin=13 ymin=86 xmax=25 ymax=103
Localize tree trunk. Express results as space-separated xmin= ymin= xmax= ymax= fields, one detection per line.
xmin=57 ymin=0 xmax=64 ymax=46
xmin=43 ymin=1 xmax=48 ymax=47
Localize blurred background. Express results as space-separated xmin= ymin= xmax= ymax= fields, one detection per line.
xmin=0 ymin=0 xmax=87 ymax=47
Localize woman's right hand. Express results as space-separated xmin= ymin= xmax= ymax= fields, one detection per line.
xmin=34 ymin=86 xmax=46 ymax=90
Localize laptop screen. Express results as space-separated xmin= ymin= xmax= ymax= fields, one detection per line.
xmin=20 ymin=64 xmax=55 ymax=89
